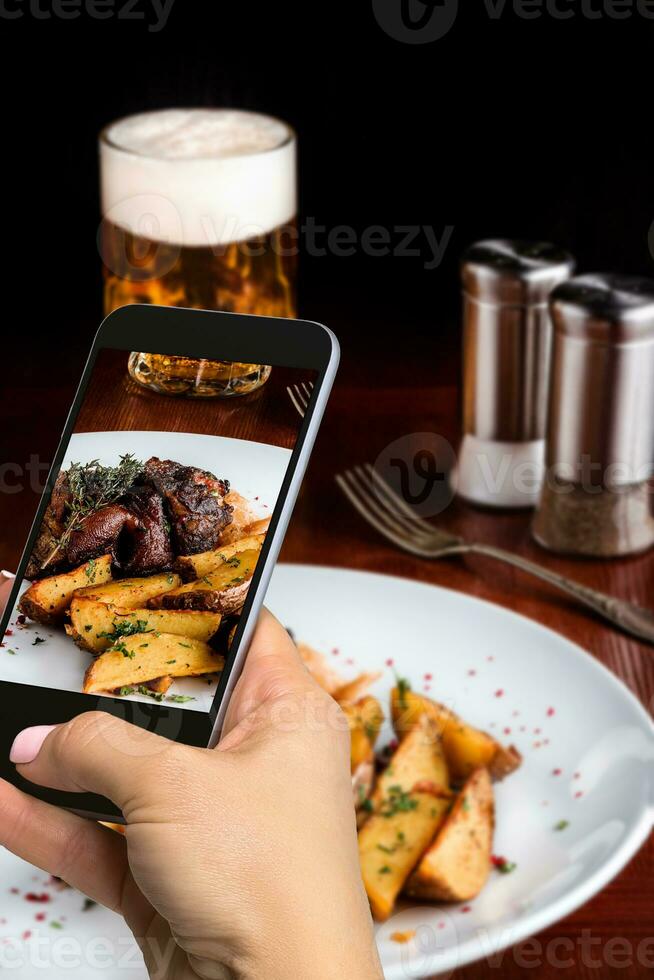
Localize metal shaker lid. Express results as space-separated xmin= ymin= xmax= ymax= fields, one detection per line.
xmin=550 ymin=273 xmax=654 ymax=343
xmin=461 ymin=240 xmax=575 ymax=306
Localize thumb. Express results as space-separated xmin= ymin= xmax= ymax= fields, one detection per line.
xmin=219 ymin=607 xmax=319 ymax=741
xmin=10 ymin=711 xmax=174 ymax=816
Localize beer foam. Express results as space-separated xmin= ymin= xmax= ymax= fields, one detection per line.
xmin=100 ymin=110 xmax=296 ymax=246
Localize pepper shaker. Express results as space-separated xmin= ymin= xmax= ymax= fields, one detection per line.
xmin=532 ymin=273 xmax=654 ymax=557
xmin=457 ymin=240 xmax=575 ymax=507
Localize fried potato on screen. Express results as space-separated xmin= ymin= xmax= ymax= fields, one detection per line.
xmin=174 ymin=533 xmax=265 ymax=582
xmin=150 ymin=549 xmax=259 ymax=614
xmin=18 ymin=555 xmax=113 ymax=625
xmin=83 ymin=632 xmax=225 ymax=694
xmin=67 ymin=597 xmax=222 ymax=654
xmin=74 ymin=572 xmax=182 ymax=610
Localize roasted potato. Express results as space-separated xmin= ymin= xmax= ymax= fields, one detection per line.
xmin=218 ymin=492 xmax=270 ymax=545
xmin=343 ymin=696 xmax=384 ymax=773
xmin=391 ymin=684 xmax=521 ymax=783
xmin=144 ymin=676 xmax=174 ymax=695
xmin=334 ymin=672 xmax=382 ymax=705
xmin=297 ymin=643 xmax=345 ymax=694
xmin=18 ymin=555 xmax=113 ymax=625
xmin=344 ymin=697 xmax=384 ymax=816
xmin=83 ymin=632 xmax=224 ymax=694
xmin=358 ymin=717 xmax=452 ymax=921
xmin=74 ymin=572 xmax=181 ymax=610
xmin=150 ymin=549 xmax=259 ymax=614
xmin=406 ymin=768 xmax=494 ymax=902
xmin=174 ymin=533 xmax=266 ymax=582
xmin=68 ymin=598 xmax=222 ymax=654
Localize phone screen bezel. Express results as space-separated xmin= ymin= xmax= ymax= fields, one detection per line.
xmin=0 ymin=305 xmax=337 ymax=819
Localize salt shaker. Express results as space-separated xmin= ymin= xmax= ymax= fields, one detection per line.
xmin=532 ymin=273 xmax=654 ymax=557
xmin=457 ymin=240 xmax=575 ymax=507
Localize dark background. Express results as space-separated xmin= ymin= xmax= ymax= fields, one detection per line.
xmin=1 ymin=2 xmax=653 ymax=557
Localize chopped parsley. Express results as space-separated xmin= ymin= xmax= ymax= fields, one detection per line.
xmin=98 ymin=620 xmax=153 ymax=644
xmin=395 ymin=674 xmax=411 ymax=709
xmin=166 ymin=573 xmax=175 ymax=584
xmin=166 ymin=659 xmax=177 ymax=665
xmin=461 ymin=796 xmax=471 ymax=812
xmin=378 ymin=865 xmax=392 ymax=875
xmin=166 ymin=695 xmax=196 ymax=704
xmin=137 ymin=685 xmax=164 ymax=702
xmin=110 ymin=641 xmax=135 ymax=659
xmin=380 ymin=786 xmax=418 ymax=818
xmin=554 ymin=819 xmax=570 ymax=832
xmin=377 ymin=843 xmax=397 ymax=855
xmin=32 ymin=636 xmax=46 ymax=646
xmin=178 ymin=642 xmax=192 ymax=649
xmin=84 ymin=559 xmax=97 ymax=580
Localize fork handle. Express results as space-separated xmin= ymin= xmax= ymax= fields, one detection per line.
xmin=470 ymin=543 xmax=654 ymax=645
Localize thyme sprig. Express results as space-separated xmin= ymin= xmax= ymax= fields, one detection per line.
xmin=46 ymin=455 xmax=143 ymax=563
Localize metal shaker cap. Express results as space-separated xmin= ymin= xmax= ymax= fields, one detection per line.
xmin=462 ymin=240 xmax=575 ymax=306
xmin=550 ymin=273 xmax=654 ymax=344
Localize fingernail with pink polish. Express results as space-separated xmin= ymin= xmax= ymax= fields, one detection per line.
xmin=10 ymin=725 xmax=57 ymax=764
xmin=0 ymin=570 xmax=15 ymax=580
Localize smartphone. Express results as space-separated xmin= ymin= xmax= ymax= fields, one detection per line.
xmin=0 ymin=304 xmax=338 ymax=821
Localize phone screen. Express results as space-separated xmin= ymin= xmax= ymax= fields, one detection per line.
xmin=1 ymin=347 xmax=317 ymax=718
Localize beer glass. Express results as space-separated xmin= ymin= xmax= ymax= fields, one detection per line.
xmin=99 ymin=109 xmax=297 ymax=397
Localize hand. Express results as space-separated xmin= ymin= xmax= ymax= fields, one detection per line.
xmin=0 ymin=595 xmax=382 ymax=980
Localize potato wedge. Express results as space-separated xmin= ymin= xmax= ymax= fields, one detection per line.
xmin=344 ymin=696 xmax=385 ymax=769
xmin=297 ymin=643 xmax=344 ymax=694
xmin=18 ymin=555 xmax=113 ymax=625
xmin=144 ymin=676 xmax=173 ymax=695
xmin=217 ymin=492 xmax=269 ymax=545
xmin=391 ymin=684 xmax=521 ymax=783
xmin=83 ymin=632 xmax=224 ymax=694
xmin=344 ymin=697 xmax=384 ymax=814
xmin=174 ymin=534 xmax=265 ymax=582
xmin=74 ymin=572 xmax=181 ymax=610
xmin=68 ymin=598 xmax=222 ymax=654
xmin=406 ymin=768 xmax=494 ymax=902
xmin=358 ymin=717 xmax=452 ymax=921
xmin=150 ymin=549 xmax=259 ymax=614
xmin=335 ymin=672 xmax=382 ymax=706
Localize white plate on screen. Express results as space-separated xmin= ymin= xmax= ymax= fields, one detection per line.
xmin=0 ymin=564 xmax=652 ymax=979
xmin=3 ymin=431 xmax=291 ymax=711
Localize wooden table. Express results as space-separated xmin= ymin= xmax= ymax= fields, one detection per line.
xmin=1 ymin=339 xmax=653 ymax=979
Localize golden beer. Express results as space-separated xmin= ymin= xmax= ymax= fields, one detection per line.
xmin=99 ymin=109 xmax=297 ymax=397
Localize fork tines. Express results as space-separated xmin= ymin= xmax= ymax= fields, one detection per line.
xmin=287 ymin=381 xmax=314 ymax=419
xmin=335 ymin=465 xmax=437 ymax=556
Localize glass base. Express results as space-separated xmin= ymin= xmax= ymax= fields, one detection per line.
xmin=128 ymin=352 xmax=271 ymax=398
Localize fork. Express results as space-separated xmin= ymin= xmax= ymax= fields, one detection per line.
xmin=287 ymin=381 xmax=314 ymax=419
xmin=336 ymin=463 xmax=654 ymax=645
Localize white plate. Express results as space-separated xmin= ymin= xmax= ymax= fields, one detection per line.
xmin=0 ymin=565 xmax=652 ymax=979
xmin=3 ymin=431 xmax=291 ymax=712
xmin=266 ymin=566 xmax=654 ymax=978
